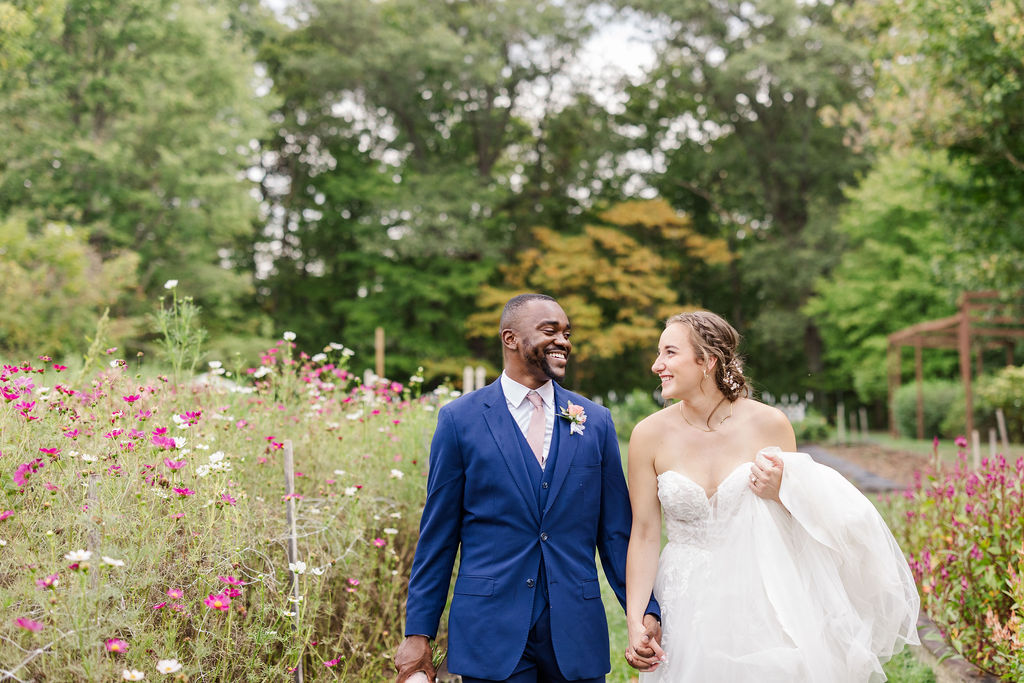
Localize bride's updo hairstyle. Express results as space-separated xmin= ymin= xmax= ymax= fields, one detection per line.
xmin=666 ymin=311 xmax=749 ymax=402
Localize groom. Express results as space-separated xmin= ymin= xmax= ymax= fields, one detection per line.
xmin=394 ymin=294 xmax=662 ymax=682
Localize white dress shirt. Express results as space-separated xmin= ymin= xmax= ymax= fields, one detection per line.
xmin=501 ymin=371 xmax=554 ymax=465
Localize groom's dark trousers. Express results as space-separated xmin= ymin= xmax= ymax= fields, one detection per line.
xmin=403 ymin=379 xmax=658 ymax=681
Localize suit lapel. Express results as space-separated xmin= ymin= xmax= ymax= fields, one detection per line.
xmin=481 ymin=380 xmax=541 ymax=525
xmin=544 ymin=384 xmax=582 ymax=512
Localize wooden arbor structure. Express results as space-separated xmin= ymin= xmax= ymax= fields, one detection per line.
xmin=887 ymin=291 xmax=1024 ymax=439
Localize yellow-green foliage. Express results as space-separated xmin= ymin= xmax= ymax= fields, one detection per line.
xmin=0 ymin=339 xmax=444 ymax=681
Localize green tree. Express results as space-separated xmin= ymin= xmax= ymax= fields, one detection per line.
xmin=612 ymin=0 xmax=871 ymax=396
xmin=256 ymin=0 xmax=627 ymax=379
xmin=468 ymin=199 xmax=732 ymax=395
xmin=0 ymin=0 xmax=272 ymax=346
xmin=804 ymin=150 xmax=962 ymax=403
xmin=0 ymin=213 xmax=138 ymax=359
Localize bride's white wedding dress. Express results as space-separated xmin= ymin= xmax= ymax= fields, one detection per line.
xmin=641 ymin=448 xmax=920 ymax=683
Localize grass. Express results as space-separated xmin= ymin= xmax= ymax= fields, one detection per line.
xmin=836 ymin=430 xmax=1024 ymax=462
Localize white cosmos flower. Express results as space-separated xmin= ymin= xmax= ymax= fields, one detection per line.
xmin=195 ymin=464 xmax=211 ymax=477
xmin=283 ymin=331 xmax=296 ymax=341
xmin=102 ymin=556 xmax=126 ymax=567
xmin=253 ymin=366 xmax=271 ymax=379
xmin=64 ymin=549 xmax=92 ymax=562
xmin=164 ymin=279 xmax=178 ymax=289
xmin=172 ymin=437 xmax=186 ymax=448
xmin=208 ymin=360 xmax=222 ymax=369
xmin=309 ymin=567 xmax=325 ymax=576
xmin=288 ymin=561 xmax=306 ymax=574
xmin=82 ymin=454 xmax=98 ymax=463
xmin=343 ymin=487 xmax=358 ymax=496
xmin=383 ymin=528 xmax=398 ymax=535
xmin=156 ymin=659 xmax=182 ymax=674
xmin=209 ymin=451 xmax=225 ymax=463
xmin=389 ymin=469 xmax=404 ymax=479
xmin=122 ymin=669 xmax=145 ymax=680
xmin=311 ymin=352 xmax=327 ymax=363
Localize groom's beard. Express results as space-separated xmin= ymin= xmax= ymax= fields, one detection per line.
xmin=524 ymin=343 xmax=569 ymax=381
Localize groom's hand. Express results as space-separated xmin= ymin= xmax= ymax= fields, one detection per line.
xmin=394 ymin=635 xmax=435 ymax=683
xmin=625 ymin=614 xmax=665 ymax=672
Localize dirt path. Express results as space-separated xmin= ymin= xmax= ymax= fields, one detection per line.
xmin=824 ymin=443 xmax=932 ymax=488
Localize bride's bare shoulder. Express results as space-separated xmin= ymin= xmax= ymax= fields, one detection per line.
xmin=629 ymin=402 xmax=676 ymax=443
xmin=738 ymin=398 xmax=795 ymax=447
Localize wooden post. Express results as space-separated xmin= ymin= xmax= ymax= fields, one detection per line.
xmin=836 ymin=402 xmax=846 ymax=445
xmin=915 ymin=342 xmax=925 ymax=440
xmin=463 ymin=366 xmax=474 ymax=393
xmin=989 ymin=428 xmax=998 ymax=459
xmin=996 ymin=408 xmax=1010 ymax=452
xmin=374 ymin=327 xmax=385 ymax=380
xmin=849 ymin=412 xmax=858 ymax=443
xmin=887 ymin=343 xmax=900 ymax=437
xmin=475 ymin=366 xmax=486 ymax=391
xmin=971 ymin=429 xmax=981 ymax=469
xmin=87 ymin=475 xmax=101 ymax=591
xmin=958 ymin=308 xmax=974 ymax=443
xmin=283 ymin=441 xmax=304 ymax=683
xmin=859 ymin=407 xmax=869 ymax=440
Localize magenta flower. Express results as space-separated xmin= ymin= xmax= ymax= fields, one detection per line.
xmin=955 ymin=435 xmax=968 ymax=448
xmin=164 ymin=458 xmax=187 ymax=470
xmin=224 ymin=587 xmax=242 ymax=598
xmin=36 ymin=573 xmax=60 ymax=589
xmin=39 ymin=447 xmax=60 ymax=456
xmin=122 ymin=395 xmax=140 ymax=404
xmin=152 ymin=435 xmax=177 ymax=450
xmin=0 ymin=510 xmax=13 ymax=522
xmin=172 ymin=487 xmax=195 ymax=497
xmin=54 ymin=365 xmax=67 ymax=372
xmin=64 ymin=428 xmax=79 ymax=439
xmin=152 ymin=601 xmax=167 ymax=610
xmin=220 ymin=493 xmax=237 ymax=506
xmin=373 ymin=538 xmax=386 ymax=548
xmin=166 ymin=588 xmax=184 ymax=599
xmin=15 ymin=617 xmax=43 ymax=632
xmin=105 ymin=638 xmax=129 ymax=653
xmin=203 ymin=593 xmax=231 ymax=611
xmin=217 ymin=575 xmax=243 ymax=586
xmin=324 ymin=659 xmax=340 ymax=668
xmin=152 ymin=427 xmax=168 ymax=436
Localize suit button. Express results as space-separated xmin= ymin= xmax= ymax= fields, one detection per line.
xmin=540 ymin=533 xmax=549 ymax=542
xmin=526 ymin=579 xmax=535 ymax=588
xmin=541 ymin=482 xmax=549 ymax=489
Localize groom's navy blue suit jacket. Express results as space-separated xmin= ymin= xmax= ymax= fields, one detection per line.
xmin=404 ymin=379 xmax=659 ymax=680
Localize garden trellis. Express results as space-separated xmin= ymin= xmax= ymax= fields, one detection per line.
xmin=887 ymin=290 xmax=1024 ymax=440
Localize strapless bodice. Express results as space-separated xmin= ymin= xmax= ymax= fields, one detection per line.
xmin=656 ymin=463 xmax=752 ymax=546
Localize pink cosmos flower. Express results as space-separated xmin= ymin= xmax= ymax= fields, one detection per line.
xmin=54 ymin=364 xmax=67 ymax=371
xmin=217 ymin=575 xmax=243 ymax=586
xmin=166 ymin=588 xmax=184 ymax=599
xmin=220 ymin=493 xmax=236 ymax=506
xmin=955 ymin=435 xmax=968 ymax=448
xmin=373 ymin=538 xmax=386 ymax=548
xmin=36 ymin=573 xmax=59 ymax=589
xmin=105 ymin=638 xmax=129 ymax=653
xmin=39 ymin=447 xmax=60 ymax=456
xmin=224 ymin=588 xmax=242 ymax=598
xmin=347 ymin=578 xmax=359 ymax=586
xmin=172 ymin=487 xmax=195 ymax=497
xmin=15 ymin=617 xmax=43 ymax=632
xmin=203 ymin=593 xmax=231 ymax=611
xmin=324 ymin=659 xmax=340 ymax=668
xmin=152 ymin=601 xmax=167 ymax=610
xmin=64 ymin=428 xmax=79 ymax=439
xmin=152 ymin=427 xmax=168 ymax=436
xmin=0 ymin=510 xmax=13 ymax=522
xmin=152 ymin=435 xmax=177 ymax=450
xmin=122 ymin=395 xmax=140 ymax=404
xmin=164 ymin=458 xmax=187 ymax=470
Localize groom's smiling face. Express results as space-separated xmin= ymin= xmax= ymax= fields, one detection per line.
xmin=506 ymin=300 xmax=572 ymax=386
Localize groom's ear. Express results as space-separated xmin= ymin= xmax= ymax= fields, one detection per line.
xmin=501 ymin=329 xmax=518 ymax=350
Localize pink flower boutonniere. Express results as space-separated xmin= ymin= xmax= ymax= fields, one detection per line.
xmin=558 ymin=401 xmax=587 ymax=436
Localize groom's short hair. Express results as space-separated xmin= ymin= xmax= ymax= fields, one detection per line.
xmin=499 ymin=293 xmax=557 ymax=333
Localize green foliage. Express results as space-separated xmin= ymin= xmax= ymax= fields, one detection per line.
xmin=609 ymin=388 xmax=661 ymax=439
xmin=469 ymin=199 xmax=731 ymax=395
xmin=976 ymin=366 xmax=1024 ymax=443
xmin=0 ymin=213 xmax=139 ymax=360
xmin=152 ymin=282 xmax=208 ymax=384
xmin=614 ymin=0 xmax=870 ymax=396
xmin=0 ymin=0 xmax=271 ymax=345
xmin=792 ymin=410 xmax=831 ymax=445
xmin=805 ymin=150 xmax=963 ymax=403
xmin=892 ymin=380 xmax=963 ymax=440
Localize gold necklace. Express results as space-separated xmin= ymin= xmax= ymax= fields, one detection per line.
xmin=678 ymin=401 xmax=733 ymax=432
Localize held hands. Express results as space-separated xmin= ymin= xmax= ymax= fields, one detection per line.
xmin=394 ymin=636 xmax=436 ymax=683
xmin=625 ymin=613 xmax=666 ymax=672
xmin=749 ymin=451 xmax=784 ymax=503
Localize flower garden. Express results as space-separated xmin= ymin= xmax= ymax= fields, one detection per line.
xmin=880 ymin=438 xmax=1024 ymax=680
xmin=0 ymin=337 xmax=445 ymax=681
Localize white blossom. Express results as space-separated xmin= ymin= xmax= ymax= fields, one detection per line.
xmin=283 ymin=331 xmax=296 ymax=341
xmin=163 ymin=280 xmax=178 ymax=289
xmin=288 ymin=561 xmax=306 ymax=574
xmin=64 ymin=549 xmax=92 ymax=562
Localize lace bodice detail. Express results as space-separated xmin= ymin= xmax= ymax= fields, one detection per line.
xmin=656 ymin=464 xmax=752 ymax=546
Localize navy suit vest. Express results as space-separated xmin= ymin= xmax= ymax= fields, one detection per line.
xmin=512 ymin=417 xmax=560 ymax=626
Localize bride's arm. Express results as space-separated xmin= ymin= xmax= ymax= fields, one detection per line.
xmin=625 ymin=419 xmax=665 ymax=670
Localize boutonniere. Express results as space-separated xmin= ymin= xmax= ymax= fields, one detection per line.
xmin=558 ymin=401 xmax=587 ymax=436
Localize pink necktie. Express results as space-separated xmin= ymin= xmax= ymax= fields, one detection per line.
xmin=525 ymin=391 xmax=546 ymax=468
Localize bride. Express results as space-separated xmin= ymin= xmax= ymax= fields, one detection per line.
xmin=623 ymin=311 xmax=919 ymax=682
